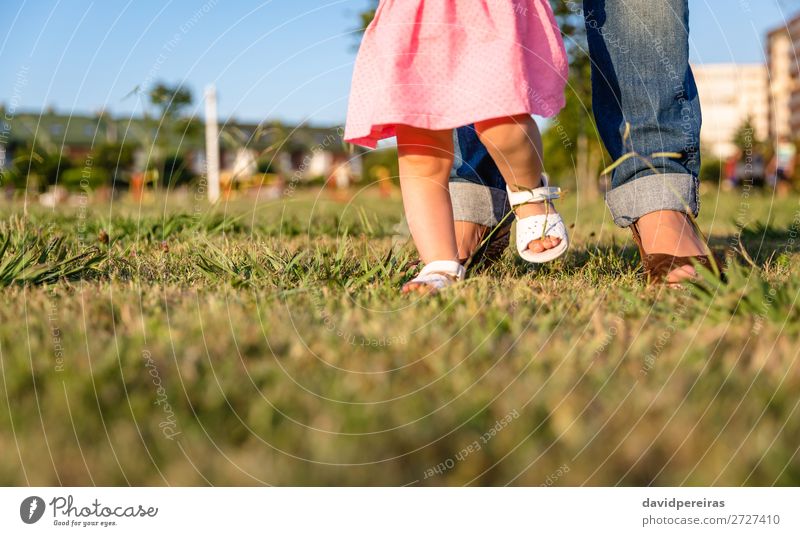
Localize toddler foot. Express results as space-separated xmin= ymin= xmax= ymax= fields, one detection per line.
xmin=402 ymin=260 xmax=465 ymax=294
xmin=509 ymin=176 xmax=561 ymax=253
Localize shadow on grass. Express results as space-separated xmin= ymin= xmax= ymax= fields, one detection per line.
xmin=499 ymin=243 xmax=642 ymax=281
xmin=712 ymin=223 xmax=800 ymax=266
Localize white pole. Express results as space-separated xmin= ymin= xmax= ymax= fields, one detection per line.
xmin=204 ymin=85 xmax=221 ymax=203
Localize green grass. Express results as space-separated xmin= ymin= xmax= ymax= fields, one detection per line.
xmin=0 ymin=186 xmax=799 ymax=485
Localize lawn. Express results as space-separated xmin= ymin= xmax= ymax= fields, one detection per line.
xmin=0 ymin=184 xmax=799 ymax=486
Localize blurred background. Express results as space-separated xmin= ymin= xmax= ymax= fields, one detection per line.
xmin=2 ymin=0 xmax=800 ymax=205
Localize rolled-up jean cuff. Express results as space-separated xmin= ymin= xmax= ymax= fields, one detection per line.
xmin=450 ymin=181 xmax=510 ymax=227
xmin=605 ymin=173 xmax=699 ymax=228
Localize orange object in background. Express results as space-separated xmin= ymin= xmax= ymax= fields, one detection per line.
xmin=220 ymin=170 xmax=235 ymax=200
xmin=130 ymin=172 xmax=145 ymax=201
xmin=372 ymin=165 xmax=394 ymax=198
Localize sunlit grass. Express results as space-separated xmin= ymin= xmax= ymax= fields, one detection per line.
xmin=0 ymin=187 xmax=798 ymax=485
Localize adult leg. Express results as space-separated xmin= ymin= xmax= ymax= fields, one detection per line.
xmin=585 ymin=0 xmax=707 ymax=283
xmin=449 ymin=126 xmax=512 ymax=263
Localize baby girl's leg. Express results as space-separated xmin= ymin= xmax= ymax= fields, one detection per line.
xmin=395 ymin=125 xmax=459 ymax=266
xmin=473 ymin=115 xmax=561 ymax=254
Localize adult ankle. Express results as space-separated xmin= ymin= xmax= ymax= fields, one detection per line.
xmin=635 ymin=210 xmax=705 ymax=256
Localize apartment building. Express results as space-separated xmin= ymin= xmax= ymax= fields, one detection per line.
xmin=693 ymin=63 xmax=769 ymax=158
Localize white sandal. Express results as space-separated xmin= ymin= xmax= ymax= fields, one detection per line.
xmin=507 ymin=175 xmax=569 ymax=263
xmin=403 ymin=260 xmax=466 ymax=293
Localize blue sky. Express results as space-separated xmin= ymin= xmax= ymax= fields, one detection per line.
xmin=1 ymin=0 xmax=799 ymax=125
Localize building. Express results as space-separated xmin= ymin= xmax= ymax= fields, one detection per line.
xmin=692 ymin=64 xmax=769 ymax=158
xmin=766 ymin=14 xmax=800 ymax=142
xmin=767 ymin=26 xmax=794 ymax=141
xmin=0 ymin=109 xmax=360 ymax=190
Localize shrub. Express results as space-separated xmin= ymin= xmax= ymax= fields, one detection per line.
xmin=11 ymin=146 xmax=67 ymax=188
xmin=93 ymin=143 xmax=136 ymax=173
xmin=0 ymin=168 xmax=25 ymax=189
xmin=60 ymin=167 xmax=110 ymax=191
xmin=700 ymin=157 xmax=723 ymax=183
xmin=257 ymin=158 xmax=278 ymax=174
xmin=362 ymin=148 xmax=399 ymax=184
xmin=162 ymin=153 xmax=194 ymax=188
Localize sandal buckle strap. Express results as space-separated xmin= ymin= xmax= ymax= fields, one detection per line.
xmin=507 ymin=185 xmax=561 ymax=207
xmin=507 ymin=173 xmax=560 ymax=208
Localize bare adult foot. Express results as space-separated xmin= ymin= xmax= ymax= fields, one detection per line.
xmin=453 ymin=220 xmax=490 ymax=263
xmin=453 ymin=219 xmax=511 ymax=267
xmin=633 ymin=210 xmax=709 ymax=285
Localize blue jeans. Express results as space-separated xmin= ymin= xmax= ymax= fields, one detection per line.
xmin=449 ymin=0 xmax=701 ymax=228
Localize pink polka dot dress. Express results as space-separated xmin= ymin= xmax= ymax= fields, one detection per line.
xmin=344 ymin=0 xmax=569 ymax=149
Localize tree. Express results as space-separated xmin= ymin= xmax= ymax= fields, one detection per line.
xmin=732 ymin=116 xmax=761 ymax=152
xmin=354 ymin=1 xmax=378 ymax=45
xmin=135 ymin=82 xmax=196 ymax=189
xmin=148 ymin=82 xmax=193 ymax=120
xmin=7 ymin=118 xmax=69 ymax=191
xmin=544 ymin=2 xmax=605 ymax=198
